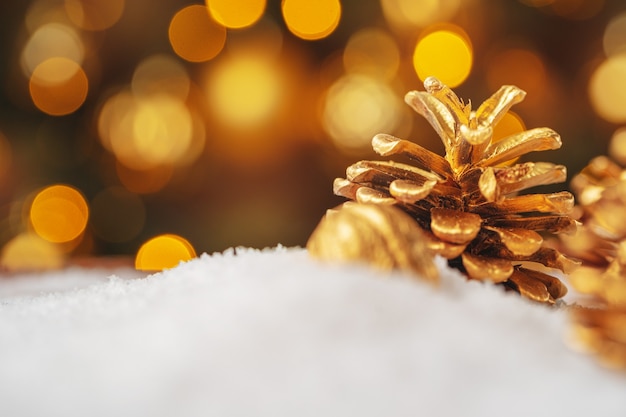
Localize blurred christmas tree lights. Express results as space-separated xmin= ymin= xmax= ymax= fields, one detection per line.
xmin=1 ymin=0 xmax=626 ymax=271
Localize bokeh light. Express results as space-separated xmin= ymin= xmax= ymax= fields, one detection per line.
xmin=64 ymin=0 xmax=125 ymax=31
xmin=29 ymin=57 xmax=88 ymax=116
xmin=0 ymin=233 xmax=64 ymax=272
xmin=604 ymin=12 xmax=626 ymax=57
xmin=30 ymin=184 xmax=89 ymax=243
xmin=589 ymin=54 xmax=626 ymax=123
xmin=169 ymin=5 xmax=227 ymax=63
xmin=90 ymin=187 xmax=145 ymax=243
xmin=3 ymin=0 xmax=626 ymax=266
xmin=282 ymin=0 xmax=341 ymax=40
xmin=486 ymin=48 xmax=547 ymax=108
xmin=116 ymin=162 xmax=174 ymax=194
xmin=97 ymin=89 xmax=197 ymax=170
xmin=381 ymin=0 xmax=460 ymax=29
xmin=226 ymin=17 xmax=284 ymax=60
xmin=206 ymin=0 xmax=266 ymax=29
xmin=207 ymin=54 xmax=282 ymax=128
xmin=323 ymin=74 xmax=402 ymax=154
xmin=132 ymin=54 xmax=190 ymax=100
xmin=492 ymin=111 xmax=526 ymax=165
xmin=609 ymin=127 xmax=626 ymax=166
xmin=413 ymin=26 xmax=472 ymax=87
xmin=135 ymin=234 xmax=197 ymax=271
xmin=343 ymin=27 xmax=400 ymax=81
xmin=492 ymin=111 xmax=526 ymax=142
xmin=21 ymin=23 xmax=84 ymax=78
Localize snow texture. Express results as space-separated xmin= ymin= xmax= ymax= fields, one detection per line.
xmin=1 ymin=246 xmax=625 ymax=417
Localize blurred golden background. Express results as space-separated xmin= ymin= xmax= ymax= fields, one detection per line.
xmin=1 ymin=0 xmax=625 ymax=270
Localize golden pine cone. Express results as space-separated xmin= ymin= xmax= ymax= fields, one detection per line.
xmin=562 ymin=154 xmax=626 ymax=369
xmin=327 ymin=77 xmax=579 ymax=304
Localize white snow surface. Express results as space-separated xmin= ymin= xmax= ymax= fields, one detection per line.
xmin=1 ymin=246 xmax=625 ymax=417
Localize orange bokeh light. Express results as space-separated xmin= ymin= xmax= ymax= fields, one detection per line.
xmin=282 ymin=0 xmax=341 ymax=40
xmin=29 ymin=57 xmax=88 ymax=116
xmin=169 ymin=5 xmax=227 ymax=63
xmin=30 ymin=184 xmax=89 ymax=243
xmin=206 ymin=0 xmax=266 ymax=29
xmin=135 ymin=234 xmax=197 ymax=271
xmin=64 ymin=0 xmax=125 ymax=31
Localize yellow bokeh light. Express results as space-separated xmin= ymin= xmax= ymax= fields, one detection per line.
xmin=97 ymin=89 xmax=134 ymax=153
xmin=207 ymin=55 xmax=282 ymax=128
xmin=169 ymin=5 xmax=227 ymax=63
xmin=343 ymin=27 xmax=400 ymax=80
xmin=604 ymin=12 xmax=626 ymax=57
xmin=381 ymin=0 xmax=460 ymax=29
xmin=492 ymin=111 xmax=526 ymax=142
xmin=135 ymin=234 xmax=197 ymax=271
xmin=206 ymin=0 xmax=266 ymax=29
xmin=589 ymin=54 xmax=626 ymax=123
xmin=131 ymin=96 xmax=193 ymax=165
xmin=282 ymin=0 xmax=341 ymax=40
xmin=64 ymin=0 xmax=125 ymax=31
xmin=21 ymin=23 xmax=84 ymax=78
xmin=98 ymin=90 xmax=195 ymax=170
xmin=413 ymin=27 xmax=472 ymax=87
xmin=30 ymin=184 xmax=89 ymax=243
xmin=323 ymin=74 xmax=402 ymax=154
xmin=609 ymin=127 xmax=626 ymax=165
xmin=1 ymin=233 xmax=64 ymax=272
xmin=132 ymin=54 xmax=190 ymax=100
xmin=492 ymin=111 xmax=526 ymax=165
xmin=29 ymin=57 xmax=89 ymax=116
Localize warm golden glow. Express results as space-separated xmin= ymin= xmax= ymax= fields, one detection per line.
xmin=492 ymin=111 xmax=526 ymax=165
xmin=90 ymin=187 xmax=145 ymax=243
xmin=609 ymin=127 xmax=626 ymax=165
xmin=323 ymin=74 xmax=402 ymax=153
xmin=207 ymin=55 xmax=282 ymax=128
xmin=413 ymin=27 xmax=472 ymax=87
xmin=492 ymin=111 xmax=526 ymax=142
xmin=0 ymin=233 xmax=64 ymax=272
xmin=343 ymin=27 xmax=400 ymax=80
xmin=64 ymin=0 xmax=125 ymax=31
xmin=206 ymin=0 xmax=266 ymax=29
xmin=132 ymin=54 xmax=190 ymax=100
xmin=589 ymin=54 xmax=626 ymax=123
xmin=98 ymin=90 xmax=195 ymax=170
xmin=116 ymin=162 xmax=174 ymax=194
xmin=29 ymin=57 xmax=88 ymax=116
xmin=381 ymin=0 xmax=460 ymax=29
xmin=30 ymin=184 xmax=89 ymax=243
xmin=282 ymin=0 xmax=341 ymax=40
xmin=226 ymin=17 xmax=284 ymax=60
xmin=169 ymin=5 xmax=227 ymax=63
xmin=486 ymin=48 xmax=547 ymax=106
xmin=604 ymin=12 xmax=626 ymax=57
xmin=135 ymin=234 xmax=197 ymax=271
xmin=131 ymin=96 xmax=193 ymax=165
xmin=21 ymin=23 xmax=84 ymax=77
